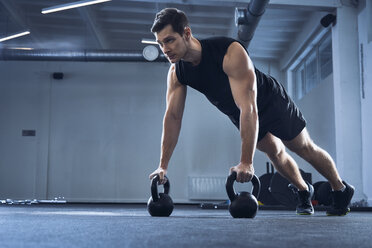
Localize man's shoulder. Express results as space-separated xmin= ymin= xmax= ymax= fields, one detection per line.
xmin=200 ymin=36 xmax=236 ymax=44
xmin=201 ymin=37 xmax=247 ymax=53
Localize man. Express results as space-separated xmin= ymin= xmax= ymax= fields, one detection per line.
xmin=148 ymin=8 xmax=354 ymax=216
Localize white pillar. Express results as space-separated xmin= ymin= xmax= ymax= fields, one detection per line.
xmin=359 ymin=0 xmax=372 ymax=206
xmin=332 ymin=4 xmax=366 ymax=202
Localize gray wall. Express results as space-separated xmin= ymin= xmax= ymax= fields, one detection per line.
xmin=0 ymin=61 xmax=50 ymax=199
xmin=0 ymin=61 xmax=169 ymax=202
xmin=0 ymin=59 xmax=279 ymax=203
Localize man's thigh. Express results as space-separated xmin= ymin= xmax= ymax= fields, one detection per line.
xmin=282 ymin=127 xmax=312 ymax=153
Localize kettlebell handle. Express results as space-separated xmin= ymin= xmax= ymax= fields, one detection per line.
xmin=151 ymin=175 xmax=170 ymax=201
xmin=226 ymin=172 xmax=260 ymax=202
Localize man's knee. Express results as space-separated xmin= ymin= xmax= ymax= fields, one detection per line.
xmin=268 ymin=148 xmax=287 ymax=165
xmin=257 ymin=133 xmax=287 ymax=165
xmin=261 ymin=143 xmax=287 ymax=165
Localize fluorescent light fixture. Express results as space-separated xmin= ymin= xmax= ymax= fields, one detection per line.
xmin=141 ymin=39 xmax=158 ymax=45
xmin=0 ymin=31 xmax=30 ymax=43
xmin=42 ymin=0 xmax=111 ymax=14
xmin=9 ymin=47 xmax=34 ymax=50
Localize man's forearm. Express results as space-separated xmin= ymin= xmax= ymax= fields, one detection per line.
xmin=239 ymin=110 xmax=258 ymax=164
xmin=159 ymin=114 xmax=182 ymax=169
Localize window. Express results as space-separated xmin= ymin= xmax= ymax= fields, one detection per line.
xmin=319 ymin=34 xmax=332 ymax=80
xmin=295 ymin=64 xmax=305 ymax=100
xmin=305 ymin=51 xmax=318 ymax=93
xmin=293 ymin=32 xmax=332 ymax=100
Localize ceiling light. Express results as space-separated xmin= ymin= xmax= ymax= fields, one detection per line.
xmin=0 ymin=31 xmax=30 ymax=43
xmin=141 ymin=39 xmax=158 ymax=45
xmin=9 ymin=47 xmax=34 ymax=50
xmin=42 ymin=0 xmax=111 ymax=14
xmin=143 ymin=45 xmax=159 ymax=61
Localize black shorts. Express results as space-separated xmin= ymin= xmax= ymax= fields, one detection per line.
xmin=229 ymin=78 xmax=306 ymax=142
xmin=257 ymin=95 xmax=306 ymax=142
xmin=257 ymin=77 xmax=306 ymax=142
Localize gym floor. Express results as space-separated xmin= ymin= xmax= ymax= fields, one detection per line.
xmin=1 ymin=204 xmax=371 ymax=248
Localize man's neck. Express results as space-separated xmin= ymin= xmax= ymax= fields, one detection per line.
xmin=182 ymin=37 xmax=202 ymax=66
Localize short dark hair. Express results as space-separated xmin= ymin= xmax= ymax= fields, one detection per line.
xmin=151 ymin=8 xmax=189 ymax=36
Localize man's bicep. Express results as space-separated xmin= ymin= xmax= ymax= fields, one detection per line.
xmin=229 ymin=75 xmax=256 ymax=111
xmin=166 ymin=69 xmax=187 ymax=119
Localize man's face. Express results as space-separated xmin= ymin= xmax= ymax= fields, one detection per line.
xmin=155 ymin=24 xmax=188 ymax=63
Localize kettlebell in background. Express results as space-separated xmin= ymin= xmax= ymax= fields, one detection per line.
xmin=147 ymin=175 xmax=174 ymax=217
xmin=226 ymin=171 xmax=261 ymax=218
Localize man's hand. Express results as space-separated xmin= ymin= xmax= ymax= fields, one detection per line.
xmin=149 ymin=167 xmax=168 ymax=184
xmin=230 ymin=162 xmax=255 ymax=183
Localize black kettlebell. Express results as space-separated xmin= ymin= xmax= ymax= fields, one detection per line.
xmin=147 ymin=175 xmax=174 ymax=217
xmin=226 ymin=171 xmax=261 ymax=218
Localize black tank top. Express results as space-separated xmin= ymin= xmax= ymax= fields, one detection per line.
xmin=175 ymin=37 xmax=279 ymax=126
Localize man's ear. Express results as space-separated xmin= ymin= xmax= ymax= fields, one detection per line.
xmin=183 ymin=27 xmax=191 ymax=40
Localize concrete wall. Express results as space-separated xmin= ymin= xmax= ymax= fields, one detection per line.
xmin=0 ymin=58 xmax=279 ymax=203
xmin=0 ymin=61 xmax=50 ymax=199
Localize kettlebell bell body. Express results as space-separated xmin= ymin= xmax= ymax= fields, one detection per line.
xmin=226 ymin=172 xmax=261 ymax=218
xmin=147 ymin=175 xmax=174 ymax=217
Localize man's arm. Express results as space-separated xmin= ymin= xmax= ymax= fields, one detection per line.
xmin=223 ymin=42 xmax=258 ymax=183
xmin=149 ymin=64 xmax=187 ymax=183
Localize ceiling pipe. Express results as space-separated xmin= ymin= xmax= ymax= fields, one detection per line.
xmin=235 ymin=0 xmax=270 ymax=48
xmin=0 ymin=49 xmax=167 ymax=62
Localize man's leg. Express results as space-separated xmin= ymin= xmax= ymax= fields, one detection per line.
xmin=282 ymin=128 xmax=355 ymax=216
xmin=257 ymin=132 xmax=314 ymax=215
xmin=257 ymin=132 xmax=307 ymax=191
xmin=282 ymin=128 xmax=344 ymax=191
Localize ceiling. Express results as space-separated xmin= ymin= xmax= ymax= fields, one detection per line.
xmin=0 ymin=0 xmax=338 ymax=61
